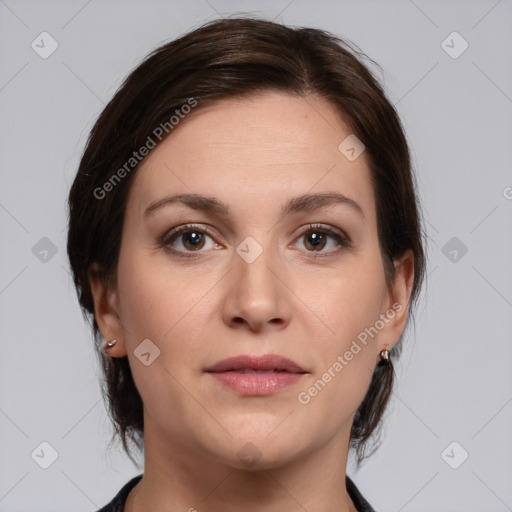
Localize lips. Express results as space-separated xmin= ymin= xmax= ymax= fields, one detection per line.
xmin=204 ymin=354 xmax=306 ymax=374
xmin=204 ymin=354 xmax=307 ymax=396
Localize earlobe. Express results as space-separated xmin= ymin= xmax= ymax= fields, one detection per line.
xmin=88 ymin=266 xmax=127 ymax=357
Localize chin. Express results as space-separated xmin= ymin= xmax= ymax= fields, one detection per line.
xmin=212 ymin=427 xmax=311 ymax=472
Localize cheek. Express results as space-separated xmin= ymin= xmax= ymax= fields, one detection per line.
xmin=295 ymin=270 xmax=382 ymax=421
xmin=292 ymin=252 xmax=387 ymax=407
xmin=116 ymin=259 xmax=176 ymax=341
xmin=298 ymin=261 xmax=387 ymax=345
xmin=116 ymin=249 xmax=221 ymax=356
xmin=115 ymin=251 xmax=211 ymax=415
xmin=297 ymin=357 xmax=375 ymax=435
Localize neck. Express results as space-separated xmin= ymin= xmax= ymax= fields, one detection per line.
xmin=125 ymin=416 xmax=358 ymax=512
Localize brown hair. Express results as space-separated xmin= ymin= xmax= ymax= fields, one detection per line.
xmin=67 ymin=16 xmax=425 ymax=467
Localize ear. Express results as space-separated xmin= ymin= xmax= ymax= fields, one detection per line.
xmin=88 ymin=265 xmax=127 ymax=357
xmin=380 ymin=249 xmax=415 ymax=351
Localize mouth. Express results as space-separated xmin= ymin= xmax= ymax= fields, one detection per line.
xmin=204 ymin=354 xmax=307 ymax=396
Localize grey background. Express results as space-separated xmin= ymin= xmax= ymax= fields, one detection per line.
xmin=1 ymin=0 xmax=511 ymax=511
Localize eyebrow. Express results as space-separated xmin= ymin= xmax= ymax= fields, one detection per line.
xmin=144 ymin=191 xmax=364 ymax=219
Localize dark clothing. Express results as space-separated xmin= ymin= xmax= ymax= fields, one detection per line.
xmin=346 ymin=475 xmax=376 ymax=512
xmin=97 ymin=473 xmax=376 ymax=512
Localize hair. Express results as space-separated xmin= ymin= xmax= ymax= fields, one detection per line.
xmin=67 ymin=16 xmax=426 ymax=468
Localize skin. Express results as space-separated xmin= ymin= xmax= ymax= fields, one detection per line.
xmin=90 ymin=91 xmax=414 ymax=512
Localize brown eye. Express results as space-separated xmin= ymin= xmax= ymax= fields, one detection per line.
xmin=303 ymin=232 xmax=327 ymax=251
xmin=181 ymin=231 xmax=205 ymax=251
xmin=162 ymin=225 xmax=220 ymax=256
xmin=295 ymin=225 xmax=351 ymax=255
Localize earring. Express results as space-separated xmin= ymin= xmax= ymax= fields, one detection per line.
xmin=380 ymin=349 xmax=390 ymax=363
xmin=104 ymin=339 xmax=117 ymax=350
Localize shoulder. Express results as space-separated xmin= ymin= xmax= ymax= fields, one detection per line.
xmin=95 ymin=474 xmax=143 ymax=512
xmin=346 ymin=475 xmax=377 ymax=512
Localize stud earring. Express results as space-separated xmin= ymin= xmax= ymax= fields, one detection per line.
xmin=104 ymin=339 xmax=117 ymax=350
xmin=380 ymin=349 xmax=390 ymax=363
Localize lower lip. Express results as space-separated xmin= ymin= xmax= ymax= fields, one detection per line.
xmin=207 ymin=371 xmax=304 ymax=396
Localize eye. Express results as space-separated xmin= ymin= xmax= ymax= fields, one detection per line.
xmin=161 ymin=224 xmax=222 ymax=256
xmin=160 ymin=223 xmax=350 ymax=258
xmin=295 ymin=224 xmax=351 ymax=254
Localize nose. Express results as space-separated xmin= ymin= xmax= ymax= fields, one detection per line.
xmin=221 ymin=243 xmax=292 ymax=333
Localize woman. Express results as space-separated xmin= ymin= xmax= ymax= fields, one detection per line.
xmin=67 ymin=16 xmax=425 ymax=512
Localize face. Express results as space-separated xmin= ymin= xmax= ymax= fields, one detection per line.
xmin=91 ymin=91 xmax=413 ymax=470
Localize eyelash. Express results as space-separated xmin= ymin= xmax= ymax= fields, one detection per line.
xmin=159 ymin=223 xmax=352 ymax=259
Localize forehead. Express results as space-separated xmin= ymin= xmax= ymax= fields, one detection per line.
xmin=127 ymin=91 xmax=375 ymax=221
